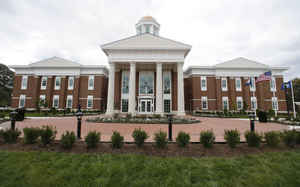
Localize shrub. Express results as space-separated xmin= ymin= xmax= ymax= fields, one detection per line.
xmin=132 ymin=128 xmax=148 ymax=147
xmin=224 ymin=129 xmax=240 ymax=148
xmin=265 ymin=131 xmax=281 ymax=147
xmin=257 ymin=111 xmax=268 ymax=122
xmin=154 ymin=130 xmax=168 ymax=149
xmin=297 ymin=132 xmax=300 ymax=144
xmin=60 ymin=131 xmax=76 ymax=149
xmin=245 ymin=131 xmax=263 ymax=147
xmin=200 ymin=130 xmax=215 ymax=148
xmin=111 ymin=131 xmax=124 ymax=149
xmin=23 ymin=127 xmax=41 ymax=144
xmin=40 ymin=126 xmax=57 ymax=146
xmin=15 ymin=108 xmax=25 ymax=121
xmin=282 ymin=130 xmax=298 ymax=148
xmin=153 ymin=114 xmax=161 ymax=119
xmin=1 ymin=129 xmax=21 ymax=143
xmin=176 ymin=131 xmax=190 ymax=147
xmin=0 ymin=112 xmax=5 ymax=118
xmin=85 ymin=131 xmax=100 ymax=148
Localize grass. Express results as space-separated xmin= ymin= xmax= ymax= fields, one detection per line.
xmin=0 ymin=151 xmax=300 ymax=186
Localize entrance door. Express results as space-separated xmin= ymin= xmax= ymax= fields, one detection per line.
xmin=139 ymin=99 xmax=153 ymax=114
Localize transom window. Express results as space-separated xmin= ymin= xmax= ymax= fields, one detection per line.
xmin=235 ymin=78 xmax=242 ymax=91
xmin=139 ymin=72 xmax=154 ymax=94
xmin=221 ymin=78 xmax=227 ymax=91
xmin=121 ymin=99 xmax=129 ymax=112
xmin=68 ymin=77 xmax=74 ymax=90
xmin=222 ymin=97 xmax=229 ymax=110
xmin=236 ymin=97 xmax=243 ymax=110
xmin=201 ymin=76 xmax=207 ymax=91
xmin=163 ymin=71 xmax=171 ymax=94
xmin=164 ymin=99 xmax=171 ymax=113
xmin=88 ymin=76 xmax=94 ymax=90
xmin=41 ymin=77 xmax=47 ymax=90
xmin=121 ymin=71 xmax=129 ymax=94
xmin=55 ymin=77 xmax=61 ymax=90
xmin=66 ymin=95 xmax=73 ymax=108
xmin=21 ymin=75 xmax=28 ymax=90
xmin=202 ymin=96 xmax=208 ymax=110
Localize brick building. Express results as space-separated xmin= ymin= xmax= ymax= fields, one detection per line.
xmin=9 ymin=16 xmax=289 ymax=115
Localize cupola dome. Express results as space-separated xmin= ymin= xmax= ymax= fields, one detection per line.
xmin=136 ymin=16 xmax=160 ymax=36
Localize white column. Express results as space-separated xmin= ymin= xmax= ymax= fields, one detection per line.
xmin=177 ymin=62 xmax=185 ymax=116
xmin=128 ymin=62 xmax=136 ymax=115
xmin=156 ymin=62 xmax=163 ymax=115
xmin=106 ymin=63 xmax=115 ymax=115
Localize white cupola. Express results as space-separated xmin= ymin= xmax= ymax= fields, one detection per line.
xmin=135 ymin=16 xmax=160 ymax=36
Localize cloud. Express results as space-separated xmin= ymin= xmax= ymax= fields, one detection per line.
xmin=0 ymin=0 xmax=299 ymax=80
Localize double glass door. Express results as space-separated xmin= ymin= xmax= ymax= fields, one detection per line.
xmin=139 ymin=99 xmax=153 ymax=114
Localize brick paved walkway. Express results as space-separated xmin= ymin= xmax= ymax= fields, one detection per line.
xmin=0 ymin=116 xmax=289 ymax=142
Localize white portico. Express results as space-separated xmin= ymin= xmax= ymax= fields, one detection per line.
xmin=101 ymin=16 xmax=191 ymax=116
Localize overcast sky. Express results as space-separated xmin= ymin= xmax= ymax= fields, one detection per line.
xmin=0 ymin=0 xmax=299 ymax=80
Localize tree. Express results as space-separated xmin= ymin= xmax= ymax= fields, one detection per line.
xmin=0 ymin=63 xmax=14 ymax=107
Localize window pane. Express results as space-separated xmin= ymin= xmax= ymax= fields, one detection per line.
xmin=163 ymin=73 xmax=171 ymax=94
xmin=139 ymin=73 xmax=154 ymax=94
xmin=121 ymin=99 xmax=128 ymax=112
xmin=122 ymin=72 xmax=129 ymax=94
xmin=164 ymin=100 xmax=171 ymax=113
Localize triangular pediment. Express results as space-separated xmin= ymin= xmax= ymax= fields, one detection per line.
xmin=101 ymin=33 xmax=191 ymax=50
xmin=216 ymin=57 xmax=269 ymax=69
xmin=29 ymin=57 xmax=81 ymax=67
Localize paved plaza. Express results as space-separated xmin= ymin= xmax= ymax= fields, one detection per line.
xmin=0 ymin=116 xmax=289 ymax=142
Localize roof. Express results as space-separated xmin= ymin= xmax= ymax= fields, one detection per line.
xmin=29 ymin=56 xmax=82 ymax=68
xmin=215 ymin=57 xmax=269 ymax=69
xmin=101 ymin=33 xmax=191 ymax=56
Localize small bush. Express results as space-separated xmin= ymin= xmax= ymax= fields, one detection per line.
xmin=224 ymin=129 xmax=240 ymax=148
xmin=23 ymin=127 xmax=41 ymax=144
xmin=297 ymin=132 xmax=300 ymax=144
xmin=245 ymin=131 xmax=263 ymax=147
xmin=111 ymin=131 xmax=124 ymax=149
xmin=176 ymin=131 xmax=190 ymax=147
xmin=257 ymin=111 xmax=268 ymax=122
xmin=282 ymin=130 xmax=298 ymax=148
xmin=16 ymin=108 xmax=25 ymax=121
xmin=85 ymin=131 xmax=100 ymax=148
xmin=132 ymin=128 xmax=148 ymax=147
xmin=200 ymin=130 xmax=215 ymax=148
xmin=40 ymin=126 xmax=57 ymax=146
xmin=265 ymin=131 xmax=281 ymax=147
xmin=154 ymin=130 xmax=168 ymax=149
xmin=60 ymin=131 xmax=76 ymax=149
xmin=1 ymin=129 xmax=21 ymax=143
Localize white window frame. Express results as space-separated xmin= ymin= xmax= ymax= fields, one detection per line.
xmin=222 ymin=97 xmax=229 ymax=110
xmin=236 ymin=97 xmax=243 ymax=110
xmin=39 ymin=95 xmax=46 ymax=105
xmin=19 ymin=95 xmax=26 ymax=108
xmin=66 ymin=95 xmax=73 ymax=109
xmin=202 ymin=96 xmax=208 ymax=110
xmin=55 ymin=77 xmax=61 ymax=90
xmin=221 ymin=78 xmax=228 ymax=91
xmin=68 ymin=76 xmax=74 ymax=90
xmin=250 ymin=77 xmax=256 ymax=91
xmin=272 ymin=97 xmax=278 ymax=111
xmin=40 ymin=76 xmax=47 ymax=90
xmin=87 ymin=95 xmax=93 ymax=108
xmin=270 ymin=77 xmax=276 ymax=92
xmin=251 ymin=97 xmax=257 ymax=110
xmin=88 ymin=76 xmax=94 ymax=90
xmin=21 ymin=75 xmax=28 ymax=90
xmin=52 ymin=95 xmax=59 ymax=108
xmin=201 ymin=76 xmax=207 ymax=91
xmin=235 ymin=78 xmax=242 ymax=92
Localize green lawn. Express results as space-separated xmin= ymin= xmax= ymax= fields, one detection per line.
xmin=0 ymin=150 xmax=300 ymax=187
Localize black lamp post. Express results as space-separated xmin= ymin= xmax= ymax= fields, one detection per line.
xmin=166 ymin=113 xmax=173 ymax=141
xmin=76 ymin=110 xmax=83 ymax=139
xmin=249 ymin=112 xmax=256 ymax=132
xmin=10 ymin=110 xmax=17 ymax=130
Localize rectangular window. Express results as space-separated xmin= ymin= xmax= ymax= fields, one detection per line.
xmin=66 ymin=95 xmax=73 ymax=109
xmin=68 ymin=77 xmax=74 ymax=90
xmin=163 ymin=71 xmax=171 ymax=94
xmin=270 ymin=77 xmax=276 ymax=92
xmin=121 ymin=99 xmax=128 ymax=112
xmin=221 ymin=78 xmax=227 ymax=91
xmin=235 ymin=78 xmax=242 ymax=91
xmin=41 ymin=77 xmax=47 ymax=90
xmin=39 ymin=95 xmax=46 ymax=106
xmin=201 ymin=76 xmax=207 ymax=91
xmin=202 ymin=96 xmax=208 ymax=110
xmin=222 ymin=97 xmax=229 ymax=110
xmin=236 ymin=97 xmax=243 ymax=110
xmin=87 ymin=95 xmax=93 ymax=108
xmin=272 ymin=97 xmax=278 ymax=110
xmin=251 ymin=97 xmax=257 ymax=110
xmin=21 ymin=75 xmax=28 ymax=90
xmin=55 ymin=77 xmax=61 ymax=90
xmin=250 ymin=77 xmax=256 ymax=91
xmin=88 ymin=76 xmax=94 ymax=90
xmin=19 ymin=95 xmax=26 ymax=108
xmin=164 ymin=99 xmax=171 ymax=113
xmin=52 ymin=95 xmax=59 ymax=108
xmin=121 ymin=71 xmax=129 ymax=94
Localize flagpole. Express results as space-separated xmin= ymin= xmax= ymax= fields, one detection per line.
xmin=290 ymin=80 xmax=296 ymax=119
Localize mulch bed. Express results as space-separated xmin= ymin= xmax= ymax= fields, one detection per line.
xmin=1 ymin=139 xmax=299 ymax=158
